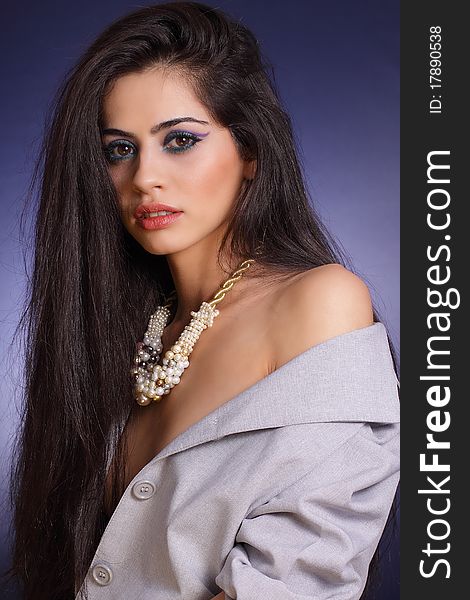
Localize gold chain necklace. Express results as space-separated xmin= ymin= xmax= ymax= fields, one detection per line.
xmin=131 ymin=257 xmax=256 ymax=406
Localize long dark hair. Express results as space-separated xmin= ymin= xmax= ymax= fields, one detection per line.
xmin=3 ymin=2 xmax=399 ymax=599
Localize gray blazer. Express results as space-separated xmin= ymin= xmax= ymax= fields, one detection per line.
xmin=76 ymin=322 xmax=400 ymax=600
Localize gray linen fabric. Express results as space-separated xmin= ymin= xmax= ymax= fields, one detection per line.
xmin=76 ymin=321 xmax=400 ymax=600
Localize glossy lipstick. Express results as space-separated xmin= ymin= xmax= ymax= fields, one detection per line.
xmin=134 ymin=203 xmax=183 ymax=231
xmin=138 ymin=211 xmax=183 ymax=230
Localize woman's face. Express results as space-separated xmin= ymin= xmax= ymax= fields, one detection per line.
xmin=101 ymin=68 xmax=254 ymax=256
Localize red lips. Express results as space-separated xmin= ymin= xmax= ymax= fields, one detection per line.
xmin=134 ymin=203 xmax=182 ymax=220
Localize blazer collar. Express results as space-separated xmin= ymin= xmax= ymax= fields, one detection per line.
xmin=148 ymin=321 xmax=400 ymax=462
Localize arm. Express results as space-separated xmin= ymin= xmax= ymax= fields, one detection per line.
xmin=213 ymin=266 xmax=398 ymax=598
xmin=214 ymin=421 xmax=400 ymax=599
xmin=212 ymin=593 xmax=225 ymax=599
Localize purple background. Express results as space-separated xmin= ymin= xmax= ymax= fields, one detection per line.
xmin=0 ymin=1 xmax=399 ymax=597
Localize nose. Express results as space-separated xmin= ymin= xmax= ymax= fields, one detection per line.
xmin=131 ymin=143 xmax=166 ymax=194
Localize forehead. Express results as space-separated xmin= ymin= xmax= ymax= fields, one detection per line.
xmin=102 ymin=68 xmax=209 ymax=125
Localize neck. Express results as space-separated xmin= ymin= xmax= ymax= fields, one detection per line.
xmin=165 ymin=233 xmax=256 ymax=325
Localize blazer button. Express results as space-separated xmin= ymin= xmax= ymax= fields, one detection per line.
xmin=132 ymin=479 xmax=156 ymax=500
xmin=91 ymin=564 xmax=113 ymax=586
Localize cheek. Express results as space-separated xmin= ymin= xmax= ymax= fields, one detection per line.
xmin=108 ymin=168 xmax=134 ymax=219
xmin=109 ymin=168 xmax=127 ymax=193
xmin=187 ymin=148 xmax=245 ymax=215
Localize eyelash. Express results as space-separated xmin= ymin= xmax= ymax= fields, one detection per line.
xmin=102 ymin=130 xmax=203 ymax=163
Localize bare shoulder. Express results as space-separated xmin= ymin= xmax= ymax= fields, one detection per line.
xmin=269 ymin=264 xmax=374 ymax=369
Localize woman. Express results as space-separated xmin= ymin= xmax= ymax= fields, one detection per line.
xmin=5 ymin=2 xmax=400 ymax=599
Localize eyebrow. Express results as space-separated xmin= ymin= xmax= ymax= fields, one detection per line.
xmin=101 ymin=116 xmax=210 ymax=137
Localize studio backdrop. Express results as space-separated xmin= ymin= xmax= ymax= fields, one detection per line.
xmin=0 ymin=2 xmax=399 ymax=598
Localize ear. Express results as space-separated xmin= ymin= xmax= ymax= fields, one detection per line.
xmin=243 ymin=159 xmax=257 ymax=180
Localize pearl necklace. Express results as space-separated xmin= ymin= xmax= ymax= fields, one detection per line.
xmin=131 ymin=257 xmax=256 ymax=406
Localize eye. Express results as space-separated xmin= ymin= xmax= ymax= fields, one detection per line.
xmin=163 ymin=130 xmax=202 ymax=154
xmin=102 ymin=140 xmax=136 ymax=163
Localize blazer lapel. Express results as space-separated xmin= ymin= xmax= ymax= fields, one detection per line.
xmin=152 ymin=322 xmax=399 ymax=462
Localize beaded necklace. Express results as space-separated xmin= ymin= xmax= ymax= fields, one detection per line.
xmin=131 ymin=257 xmax=256 ymax=406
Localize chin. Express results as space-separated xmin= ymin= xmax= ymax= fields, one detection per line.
xmin=133 ymin=233 xmax=195 ymax=257
xmin=125 ymin=217 xmax=222 ymax=257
